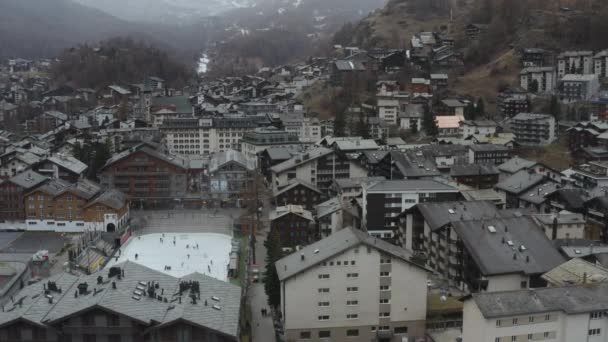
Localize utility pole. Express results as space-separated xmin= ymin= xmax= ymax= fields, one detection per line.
xmin=251 ymin=171 xmax=259 ymax=265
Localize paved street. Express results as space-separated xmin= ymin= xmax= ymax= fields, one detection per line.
xmin=251 ymin=224 xmax=276 ymax=342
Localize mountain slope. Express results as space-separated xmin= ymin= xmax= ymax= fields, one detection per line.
xmin=0 ymin=0 xmax=212 ymax=59
xmin=73 ymin=0 xmax=256 ymax=24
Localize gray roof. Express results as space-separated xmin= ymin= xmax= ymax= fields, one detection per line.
xmin=29 ymin=178 xmax=71 ymax=196
xmin=264 ymin=147 xmax=296 ymax=161
xmin=334 ymin=176 xmax=385 ymax=190
xmin=469 ymin=144 xmax=510 ymax=152
xmin=103 ymin=145 xmax=188 ymax=171
xmin=498 ymin=157 xmax=537 ymax=174
xmin=471 ymin=283 xmax=608 ymax=319
xmin=452 ymin=216 xmax=565 ymax=276
xmin=533 ymin=212 xmax=585 ymax=226
xmin=270 ymin=205 xmax=314 ymax=222
xmin=0 ymin=261 xmax=240 ymax=338
xmin=366 ymin=179 xmax=458 ymax=193
xmin=6 ymin=170 xmax=47 ymax=189
xmin=315 ymin=197 xmax=342 ymax=218
xmin=209 ymin=149 xmax=254 ymax=174
xmin=450 ymin=164 xmax=499 ymax=177
xmin=86 ymin=189 xmax=127 ymax=210
xmin=333 ymin=139 xmax=379 ymax=151
xmin=47 ymin=155 xmax=88 ymax=174
xmin=518 ymin=181 xmax=561 ymax=205
xmin=151 ymin=96 xmax=193 ymax=114
xmin=270 ymin=147 xmax=333 ymax=174
xmin=542 ymin=258 xmax=608 ymax=286
xmin=495 ymin=170 xmax=546 ymax=195
xmin=414 ymin=201 xmax=500 ymax=231
xmin=273 ymin=179 xmax=321 ymax=197
xmin=275 ymin=227 xmax=427 ymax=281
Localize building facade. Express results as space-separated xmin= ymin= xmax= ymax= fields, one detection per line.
xmin=276 ymin=228 xmax=429 ymax=342
xmin=511 ymin=113 xmax=557 ymax=146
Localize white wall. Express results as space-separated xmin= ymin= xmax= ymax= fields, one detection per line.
xmin=282 ymin=244 xmax=427 ymax=331
xmin=485 ymin=274 xmax=529 ymax=292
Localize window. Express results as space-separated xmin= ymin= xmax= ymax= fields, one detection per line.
xmin=347 ymin=273 xmax=359 ymax=278
xmin=380 ymin=285 xmax=390 ymax=291
xmin=379 ymin=312 xmax=390 ymax=317
xmin=394 ymin=326 xmax=408 ymax=334
xmin=318 ymin=331 xmax=330 ymax=338
xmin=495 ymin=338 xmax=500 ymax=342
xmin=346 ymin=300 xmax=358 ymax=306
xmin=351 ymin=260 xmax=355 ymax=265
xmin=379 ymin=299 xmax=390 ymax=304
xmin=528 ymin=316 xmax=534 ymax=323
xmin=380 ymin=258 xmax=392 ymax=264
xmin=318 ymin=315 xmax=330 ymax=321
xmin=545 ymin=314 xmax=551 ymax=321
xmin=108 ymin=313 xmax=120 ymax=326
xmin=371 ymin=327 xmax=376 ymax=332
xmin=108 ymin=335 xmax=121 ymax=342
xmin=318 ymin=288 xmax=329 ymax=293
xmin=318 ymin=302 xmax=330 ymax=307
xmin=543 ymin=332 xmax=550 ymax=338
xmin=347 ymin=314 xmax=358 ymax=319
xmin=591 ymin=311 xmax=603 ymax=319
xmin=347 ymin=287 xmax=358 ymax=292
xmin=520 ymin=281 xmax=527 ymax=288
xmin=589 ymin=329 xmax=601 ymax=336
xmin=83 ymin=335 xmax=96 ymax=342
xmin=496 ymin=320 xmax=501 ymax=327
xmin=299 ymin=331 xmax=311 ymax=339
xmin=512 ymin=318 xmax=518 ymax=325
xmin=380 ymin=271 xmax=390 ymax=277
xmin=527 ymin=334 xmax=533 ymax=340
xmin=511 ymin=336 xmax=517 ymax=342
xmin=337 ymin=261 xmax=341 ymax=265
xmin=318 ymin=274 xmax=329 ymax=279
xmin=379 ymin=326 xmax=390 ymax=331
xmin=346 ymin=329 xmax=359 ymax=337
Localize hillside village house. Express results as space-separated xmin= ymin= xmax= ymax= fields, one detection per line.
xmin=24 ymin=179 xmax=129 ymax=232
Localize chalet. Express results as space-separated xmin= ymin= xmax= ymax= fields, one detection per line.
xmin=270 ymin=205 xmax=315 ymax=247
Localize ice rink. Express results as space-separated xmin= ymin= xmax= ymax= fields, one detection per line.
xmin=106 ymin=233 xmax=232 ymax=280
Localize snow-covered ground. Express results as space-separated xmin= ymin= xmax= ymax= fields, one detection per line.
xmin=106 ymin=233 xmax=232 ymax=280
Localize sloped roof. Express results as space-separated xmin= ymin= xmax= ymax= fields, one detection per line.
xmin=270 ymin=205 xmax=314 ymax=222
xmin=471 ymin=283 xmax=608 ymax=319
xmin=275 ymin=227 xmax=427 ymax=281
xmin=495 ymin=170 xmax=545 ymax=195
xmin=498 ymin=157 xmax=537 ymax=174
xmin=6 ymin=170 xmax=47 ymax=189
xmin=85 ymin=189 xmax=127 ymax=210
xmin=47 ymin=155 xmax=88 ymax=174
xmin=453 ymin=216 xmax=565 ymax=276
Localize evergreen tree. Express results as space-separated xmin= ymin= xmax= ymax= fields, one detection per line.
xmin=263 ymin=230 xmax=282 ymax=309
xmin=334 ymin=110 xmax=346 ymax=137
xmin=549 ymin=95 xmax=561 ymax=121
xmin=465 ymin=102 xmax=476 ymax=120
xmin=356 ymin=110 xmax=370 ymax=139
xmin=476 ymin=98 xmax=485 ymax=119
xmin=422 ymin=105 xmax=438 ymax=136
xmin=529 ymin=79 xmax=539 ymax=93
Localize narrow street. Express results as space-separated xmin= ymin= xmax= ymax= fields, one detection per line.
xmin=250 ymin=194 xmax=277 ymax=342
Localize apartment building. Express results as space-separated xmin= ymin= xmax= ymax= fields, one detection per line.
xmin=377 ymin=97 xmax=399 ymax=125
xmin=463 ymin=284 xmax=608 ymax=342
xmin=460 ymin=120 xmax=498 ymax=137
xmin=362 ymin=179 xmax=461 ymax=240
xmin=497 ymin=88 xmax=530 ymax=117
xmin=594 ymin=50 xmax=608 ymax=78
xmin=206 ymin=149 xmax=254 ymax=204
xmin=399 ymin=201 xmax=565 ymax=292
xmin=24 ymin=179 xmax=129 ymax=232
xmin=270 ymin=147 xmax=368 ymax=195
xmin=275 ymin=228 xmax=429 ymax=342
xmin=557 ymin=50 xmax=594 ymax=79
xmin=278 ymin=112 xmax=322 ymax=143
xmin=558 ymin=74 xmax=601 ymax=103
xmin=0 ymin=170 xmax=47 ymax=221
xmin=100 ymin=145 xmax=189 ymax=204
xmin=532 ymin=212 xmax=586 ymax=240
xmin=270 ymin=205 xmax=315 ymax=247
xmin=468 ymin=145 xmax=511 ymax=165
xmin=0 ymin=261 xmax=241 ymax=342
xmin=160 ymin=116 xmax=267 ymax=156
xmin=511 ymin=113 xmax=557 ymax=146
xmin=520 ymin=67 xmax=556 ymax=93
xmin=241 ymin=127 xmax=302 ymax=166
